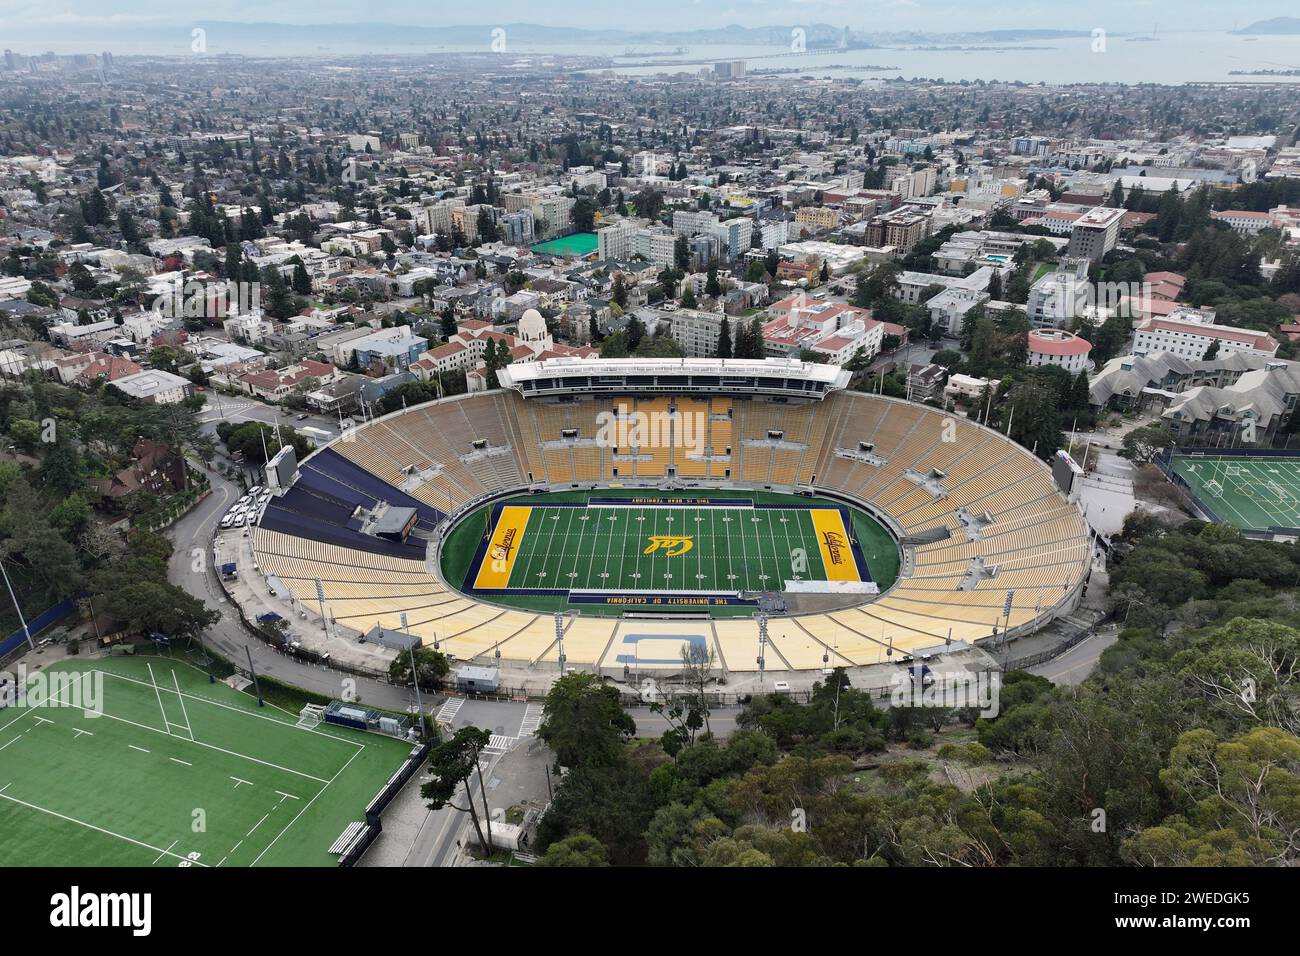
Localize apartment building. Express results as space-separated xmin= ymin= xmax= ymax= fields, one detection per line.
xmin=1026 ymin=261 xmax=1091 ymax=329
xmin=794 ymin=205 xmax=839 ymax=233
xmin=1065 ymin=206 xmax=1124 ymax=261
xmin=668 ymin=308 xmax=730 ymax=358
xmin=597 ymin=219 xmax=638 ymax=260
xmin=863 ymin=208 xmax=931 ymax=255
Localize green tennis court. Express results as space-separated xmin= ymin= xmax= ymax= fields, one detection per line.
xmin=0 ymin=657 xmax=413 ymax=867
xmin=1168 ymin=454 xmax=1300 ymax=531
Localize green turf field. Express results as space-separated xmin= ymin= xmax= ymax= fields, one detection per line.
xmin=440 ymin=489 xmax=900 ymax=614
xmin=0 ymin=657 xmax=414 ymax=867
xmin=1169 ymin=454 xmax=1300 ymax=531
xmin=529 ymin=232 xmax=598 ymax=257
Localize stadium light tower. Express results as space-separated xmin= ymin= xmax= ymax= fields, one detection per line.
xmin=555 ymin=612 xmax=566 ymax=676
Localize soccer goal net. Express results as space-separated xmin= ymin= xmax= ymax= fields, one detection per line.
xmin=297 ymin=704 xmax=326 ymax=729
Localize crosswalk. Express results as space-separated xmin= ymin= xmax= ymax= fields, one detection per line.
xmin=435 ymin=698 xmax=464 ymax=724
xmin=518 ymin=704 xmax=542 ymax=738
xmin=434 ymin=699 xmax=540 ymax=756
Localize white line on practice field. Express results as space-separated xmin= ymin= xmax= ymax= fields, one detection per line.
xmin=146 ymin=662 xmax=171 ymax=735
xmin=152 ymin=840 xmax=178 ymax=865
xmin=171 ymin=670 xmax=196 ymax=741
xmin=53 ymin=684 xmax=330 ymax=784
xmin=94 ymin=669 xmax=362 ymax=750
xmin=0 ymin=791 xmax=207 ymax=867
xmin=0 ymin=736 xmax=21 ymax=753
xmin=73 ymin=728 xmax=94 ymax=738
xmin=231 ymin=777 xmax=253 ymax=788
xmin=169 ymin=758 xmax=192 ymax=767
xmin=250 ymin=744 xmax=362 ymax=867
xmin=247 ymin=814 xmax=269 ymax=837
xmin=275 ymin=790 xmax=300 ymax=801
xmin=129 ymin=745 xmax=150 ymax=754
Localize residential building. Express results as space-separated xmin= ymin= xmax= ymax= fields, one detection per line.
xmin=1065 ymin=206 xmax=1124 ymax=261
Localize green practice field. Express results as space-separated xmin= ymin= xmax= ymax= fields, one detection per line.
xmin=441 ymin=489 xmax=900 ymax=614
xmin=0 ymin=657 xmax=413 ymax=867
xmin=1169 ymin=454 xmax=1300 ymax=531
xmin=529 ymin=232 xmax=598 ymax=257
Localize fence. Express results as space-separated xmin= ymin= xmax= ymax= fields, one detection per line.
xmin=998 ymin=621 xmax=1095 ymax=672
xmin=338 ymin=739 xmax=433 ymax=867
xmin=0 ymin=596 xmax=80 ymax=664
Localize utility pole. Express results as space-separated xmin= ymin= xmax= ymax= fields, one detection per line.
xmin=0 ymin=558 xmax=34 ymax=651
xmin=245 ymin=646 xmax=264 ymax=707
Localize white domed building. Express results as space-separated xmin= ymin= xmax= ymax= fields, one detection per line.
xmin=517 ymin=308 xmax=553 ymax=357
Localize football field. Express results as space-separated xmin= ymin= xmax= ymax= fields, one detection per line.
xmin=448 ymin=491 xmax=899 ymax=609
xmin=0 ymin=657 xmax=414 ymax=867
xmin=1169 ymin=454 xmax=1300 ymax=531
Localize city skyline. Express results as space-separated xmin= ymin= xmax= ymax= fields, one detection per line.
xmin=2 ymin=1 xmax=1297 ymax=44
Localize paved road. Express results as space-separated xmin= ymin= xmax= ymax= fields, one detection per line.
xmin=627 ymin=705 xmax=742 ymax=739
xmin=165 ymin=465 xmax=419 ymax=712
xmin=197 ymin=392 xmax=345 ymax=440
xmin=1028 ymin=626 xmax=1119 ymax=685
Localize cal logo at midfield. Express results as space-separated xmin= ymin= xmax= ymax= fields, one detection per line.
xmin=643 ymin=535 xmax=694 ymax=557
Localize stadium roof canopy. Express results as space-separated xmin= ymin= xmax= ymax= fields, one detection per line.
xmin=497 ymin=357 xmax=852 ymax=400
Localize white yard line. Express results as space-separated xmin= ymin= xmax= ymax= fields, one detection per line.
xmin=146 ymin=662 xmax=171 ymax=734
xmin=0 ymin=790 xmax=208 ymax=867
xmin=249 ymin=742 xmax=363 ymax=867
xmin=171 ymin=669 xmax=196 ymax=741
xmin=92 ymin=669 xmax=362 ymax=750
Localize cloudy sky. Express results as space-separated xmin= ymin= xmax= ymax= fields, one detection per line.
xmin=0 ymin=0 xmax=1291 ymax=37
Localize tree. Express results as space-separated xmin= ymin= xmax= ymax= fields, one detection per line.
xmin=1125 ymin=727 xmax=1300 ymax=866
xmin=538 ymin=672 xmax=635 ymax=768
xmin=716 ymin=316 xmax=733 ymax=359
xmin=1121 ymin=424 xmax=1176 ymax=464
xmin=388 ymin=646 xmax=450 ymax=688
xmin=539 ymin=833 xmax=610 ymax=867
xmin=421 ymin=727 xmax=494 ymax=854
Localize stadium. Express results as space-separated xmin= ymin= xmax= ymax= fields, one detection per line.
xmin=247 ymin=357 xmax=1093 ymax=674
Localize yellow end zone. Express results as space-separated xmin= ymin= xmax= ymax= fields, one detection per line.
xmin=810 ymin=509 xmax=861 ymax=582
xmin=473 ymin=505 xmax=532 ymax=589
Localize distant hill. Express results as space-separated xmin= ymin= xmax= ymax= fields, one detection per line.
xmin=1237 ymin=18 xmax=1300 ymax=35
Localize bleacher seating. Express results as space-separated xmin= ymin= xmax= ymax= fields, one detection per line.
xmin=249 ymin=388 xmax=1091 ymax=669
